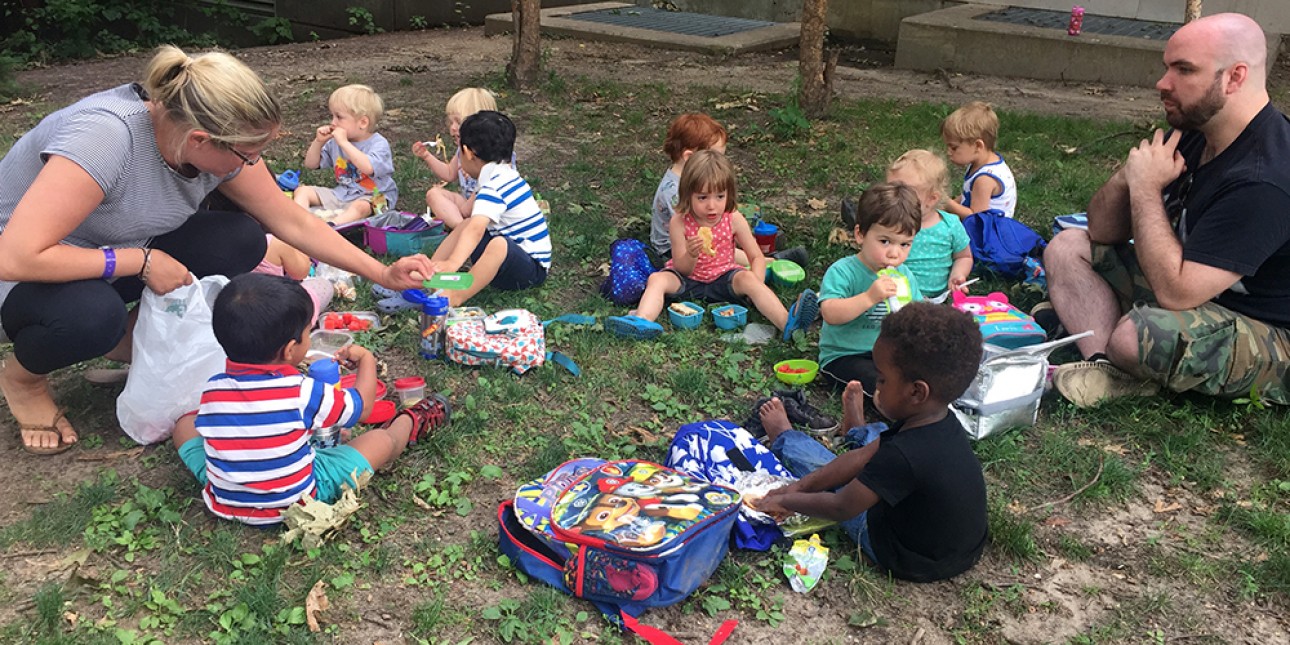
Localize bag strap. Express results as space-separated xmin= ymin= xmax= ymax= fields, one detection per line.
xmin=620 ymin=612 xmax=738 ymax=645
xmin=546 ymin=351 xmax=580 ymax=377
xmin=543 ymin=313 xmax=598 ymax=327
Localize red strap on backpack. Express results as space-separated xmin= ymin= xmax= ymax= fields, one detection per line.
xmin=620 ymin=612 xmax=738 ymax=645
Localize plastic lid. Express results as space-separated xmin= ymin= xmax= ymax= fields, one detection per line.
xmin=394 ymin=376 xmax=426 ymax=390
xmin=753 ymin=220 xmax=778 ymax=236
xmin=307 ymin=358 xmax=340 ymax=384
xmin=423 ymin=295 xmax=450 ymax=316
xmin=770 ymin=260 xmax=806 ymax=281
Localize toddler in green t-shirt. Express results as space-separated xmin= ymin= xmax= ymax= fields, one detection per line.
xmin=886 ymin=150 xmax=973 ymax=300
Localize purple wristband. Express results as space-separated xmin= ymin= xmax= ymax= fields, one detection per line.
xmin=101 ymin=248 xmax=117 ymax=280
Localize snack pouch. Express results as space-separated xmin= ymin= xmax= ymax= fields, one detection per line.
xmin=783 ymin=534 xmax=829 ymax=593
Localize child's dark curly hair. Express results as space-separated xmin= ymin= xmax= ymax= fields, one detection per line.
xmin=879 ymin=302 xmax=982 ymax=403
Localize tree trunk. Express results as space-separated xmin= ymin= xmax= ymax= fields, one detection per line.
xmin=507 ymin=0 xmax=542 ymax=90
xmin=1184 ymin=0 xmax=1202 ymax=23
xmin=798 ymin=0 xmax=835 ymax=119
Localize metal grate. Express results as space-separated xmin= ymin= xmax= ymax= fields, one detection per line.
xmin=566 ymin=6 xmax=774 ymax=38
xmin=976 ymin=7 xmax=1180 ymax=41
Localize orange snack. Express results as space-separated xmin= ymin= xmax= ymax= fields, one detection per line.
xmin=698 ymin=227 xmax=715 ymax=256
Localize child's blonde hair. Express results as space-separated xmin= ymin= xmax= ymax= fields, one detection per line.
xmin=143 ymin=45 xmax=281 ymax=153
xmin=888 ymin=149 xmax=949 ymax=208
xmin=856 ymin=183 xmax=922 ymax=236
xmin=677 ymin=150 xmax=738 ymax=216
xmin=941 ymin=101 xmax=999 ymax=150
xmin=329 ymin=84 xmax=384 ymax=127
xmin=445 ymin=88 xmax=498 ymax=120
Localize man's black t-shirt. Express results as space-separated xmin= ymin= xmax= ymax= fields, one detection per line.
xmin=1165 ymin=102 xmax=1290 ymax=327
xmin=856 ymin=414 xmax=988 ymax=582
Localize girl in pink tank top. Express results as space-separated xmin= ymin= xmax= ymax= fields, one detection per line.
xmin=606 ymin=150 xmax=820 ymax=342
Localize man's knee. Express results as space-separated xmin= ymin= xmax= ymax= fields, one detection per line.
xmin=1044 ymin=228 xmax=1091 ymax=273
xmin=1107 ymin=317 xmax=1143 ymax=369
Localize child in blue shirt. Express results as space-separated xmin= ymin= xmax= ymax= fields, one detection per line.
xmin=886 ymin=150 xmax=973 ymax=299
xmin=818 ymin=183 xmax=923 ymax=394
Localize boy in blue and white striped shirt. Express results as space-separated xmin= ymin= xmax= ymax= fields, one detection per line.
xmin=425 ymin=111 xmax=550 ymax=306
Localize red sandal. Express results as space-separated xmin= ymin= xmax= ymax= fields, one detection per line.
xmin=392 ymin=394 xmax=451 ymax=445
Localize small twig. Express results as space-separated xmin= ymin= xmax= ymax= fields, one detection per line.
xmin=1026 ymin=455 xmax=1104 ymax=514
xmin=0 ymin=549 xmax=58 ymax=559
xmin=363 ymin=615 xmax=395 ymax=631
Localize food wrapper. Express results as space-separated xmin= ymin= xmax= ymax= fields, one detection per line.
xmin=783 ymin=534 xmax=829 ymax=593
xmin=734 ymin=472 xmax=835 ymax=538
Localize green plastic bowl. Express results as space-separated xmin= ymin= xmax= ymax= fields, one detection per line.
xmin=769 ymin=260 xmax=806 ymax=287
xmin=774 ymin=359 xmax=819 ymax=385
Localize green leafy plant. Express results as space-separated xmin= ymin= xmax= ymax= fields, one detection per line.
xmin=346 ymin=6 xmax=384 ymax=35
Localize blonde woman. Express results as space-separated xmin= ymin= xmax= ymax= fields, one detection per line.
xmin=0 ymin=46 xmax=432 ymax=455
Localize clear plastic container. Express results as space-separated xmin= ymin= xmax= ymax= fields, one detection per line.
xmin=394 ymin=376 xmax=426 ymax=406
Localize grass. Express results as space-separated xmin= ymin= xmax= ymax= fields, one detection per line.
xmin=1 ymin=40 xmax=1289 ymax=643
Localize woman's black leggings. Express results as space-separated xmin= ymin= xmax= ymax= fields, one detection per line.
xmin=1 ymin=210 xmax=266 ymax=375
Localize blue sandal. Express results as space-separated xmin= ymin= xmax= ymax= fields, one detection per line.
xmin=605 ymin=315 xmax=664 ymax=341
xmin=783 ymin=289 xmax=820 ymax=340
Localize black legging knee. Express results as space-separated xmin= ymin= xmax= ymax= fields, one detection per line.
xmin=1 ymin=210 xmax=266 ymax=374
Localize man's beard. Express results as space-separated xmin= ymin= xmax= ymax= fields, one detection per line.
xmin=1163 ymin=72 xmax=1226 ymax=130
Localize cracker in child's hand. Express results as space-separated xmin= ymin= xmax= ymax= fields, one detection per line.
xmin=698 ymin=227 xmax=715 ymax=256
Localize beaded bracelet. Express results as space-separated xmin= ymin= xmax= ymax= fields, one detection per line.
xmin=101 ymin=248 xmax=117 ymax=280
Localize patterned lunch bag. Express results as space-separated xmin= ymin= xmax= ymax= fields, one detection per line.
xmin=445 ymin=309 xmax=545 ymax=374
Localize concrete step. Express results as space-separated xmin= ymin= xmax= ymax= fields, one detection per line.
xmin=485 ymin=1 xmax=800 ymax=56
xmin=896 ymin=3 xmax=1278 ymax=88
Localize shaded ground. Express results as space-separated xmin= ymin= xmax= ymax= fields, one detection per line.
xmin=2 ymin=26 xmax=1289 ymax=645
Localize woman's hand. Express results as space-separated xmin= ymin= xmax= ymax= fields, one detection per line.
xmin=143 ymin=249 xmax=193 ymax=295
xmin=380 ymin=255 xmax=436 ymax=290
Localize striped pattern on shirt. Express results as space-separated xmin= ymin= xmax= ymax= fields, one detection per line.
xmin=195 ymin=361 xmax=362 ymax=526
xmin=472 ymin=162 xmax=552 ymax=269
xmin=0 ymin=83 xmax=230 ymax=311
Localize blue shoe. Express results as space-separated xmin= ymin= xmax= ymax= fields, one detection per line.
xmin=376 ymin=295 xmax=419 ymax=315
xmin=371 ymin=283 xmax=400 ymax=300
xmin=784 ymin=289 xmax=820 ymax=341
xmin=605 ymin=315 xmax=664 ymax=340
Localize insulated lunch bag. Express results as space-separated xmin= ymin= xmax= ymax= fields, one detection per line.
xmin=445 ymin=309 xmax=545 ymax=374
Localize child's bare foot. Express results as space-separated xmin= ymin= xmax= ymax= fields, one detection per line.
xmin=759 ymin=397 xmax=794 ymax=442
xmin=1 ymin=358 xmax=78 ymax=453
xmin=840 ymin=380 xmax=866 ymax=434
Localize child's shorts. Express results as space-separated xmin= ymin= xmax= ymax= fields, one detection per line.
xmin=179 ymin=437 xmax=374 ymax=504
xmin=469 ymin=231 xmax=548 ymax=291
xmin=664 ymin=268 xmax=746 ymax=305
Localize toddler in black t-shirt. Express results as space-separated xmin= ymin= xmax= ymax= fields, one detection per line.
xmin=754 ymin=302 xmax=988 ymax=582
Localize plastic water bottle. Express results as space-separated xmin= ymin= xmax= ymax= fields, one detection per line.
xmin=418 ymin=294 xmax=450 ymax=360
xmin=306 ymin=359 xmax=342 ymax=448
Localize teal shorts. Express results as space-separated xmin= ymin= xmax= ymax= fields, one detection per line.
xmin=179 ymin=438 xmax=374 ymax=504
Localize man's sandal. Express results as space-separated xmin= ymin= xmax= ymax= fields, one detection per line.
xmin=20 ymin=408 xmax=75 ymax=455
xmin=393 ymin=394 xmax=452 ymax=445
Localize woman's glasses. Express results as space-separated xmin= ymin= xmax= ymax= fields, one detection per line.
xmin=226 ymin=146 xmax=261 ymax=166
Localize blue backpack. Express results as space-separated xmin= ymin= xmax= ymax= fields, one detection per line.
xmin=963 ymin=212 xmax=1047 ymax=278
xmin=665 ymin=420 xmax=792 ymax=551
xmin=600 ymin=239 xmax=656 ymax=306
xmin=498 ymin=459 xmax=740 ymax=643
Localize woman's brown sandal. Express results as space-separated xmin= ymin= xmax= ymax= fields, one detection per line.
xmin=392 ymin=394 xmax=451 ymax=445
xmin=20 ymin=408 xmax=75 ymax=455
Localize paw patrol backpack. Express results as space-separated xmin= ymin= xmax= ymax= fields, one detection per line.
xmin=498 ymin=459 xmax=740 ymax=643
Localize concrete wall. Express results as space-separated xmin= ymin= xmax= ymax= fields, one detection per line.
xmin=641 ymin=0 xmax=1289 ymax=43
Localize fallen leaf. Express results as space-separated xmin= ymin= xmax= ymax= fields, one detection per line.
xmin=411 ymin=495 xmax=432 ymax=511
xmin=1191 ymin=504 xmax=1215 ymax=516
xmin=1153 ymin=498 xmax=1182 ymax=514
xmin=1101 ymin=443 xmax=1127 ymax=456
xmin=807 ymin=198 xmax=828 ymax=211
xmin=305 ymin=580 xmax=329 ymax=632
xmin=63 ymin=611 xmax=77 ymax=627
xmin=1077 ymin=438 xmax=1096 ymax=447
xmin=1042 ymin=516 xmax=1072 ymax=527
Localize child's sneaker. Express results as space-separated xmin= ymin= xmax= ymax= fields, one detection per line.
xmin=774 ymin=389 xmax=839 ymax=435
xmin=394 ymin=393 xmax=451 ymax=445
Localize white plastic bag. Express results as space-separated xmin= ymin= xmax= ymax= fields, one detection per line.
xmin=117 ymin=275 xmax=229 ymax=445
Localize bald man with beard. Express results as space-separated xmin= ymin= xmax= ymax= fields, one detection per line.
xmin=1043 ymin=13 xmax=1290 ymax=407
